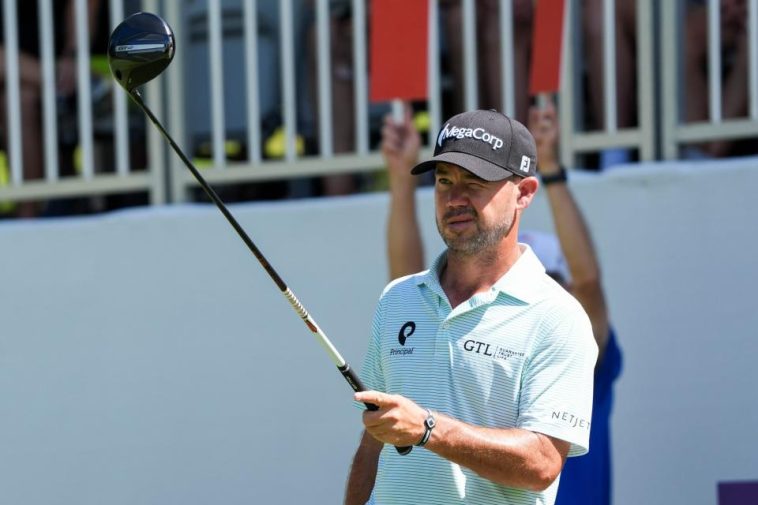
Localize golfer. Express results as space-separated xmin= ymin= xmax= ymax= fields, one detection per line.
xmin=345 ymin=110 xmax=598 ymax=505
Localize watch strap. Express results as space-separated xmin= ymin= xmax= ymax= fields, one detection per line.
xmin=540 ymin=166 xmax=568 ymax=186
xmin=416 ymin=409 xmax=436 ymax=447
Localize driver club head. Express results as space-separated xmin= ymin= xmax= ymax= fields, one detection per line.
xmin=108 ymin=12 xmax=175 ymax=93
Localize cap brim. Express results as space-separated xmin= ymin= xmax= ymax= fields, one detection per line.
xmin=411 ymin=152 xmax=516 ymax=182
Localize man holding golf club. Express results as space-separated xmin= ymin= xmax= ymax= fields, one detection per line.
xmin=106 ymin=15 xmax=597 ymax=502
xmin=345 ymin=109 xmax=598 ymax=504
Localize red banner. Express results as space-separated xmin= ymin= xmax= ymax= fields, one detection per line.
xmin=369 ymin=0 xmax=429 ymax=102
xmin=529 ymin=0 xmax=567 ymax=95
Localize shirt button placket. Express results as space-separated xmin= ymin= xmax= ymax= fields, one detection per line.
xmin=437 ymin=303 xmax=451 ymax=355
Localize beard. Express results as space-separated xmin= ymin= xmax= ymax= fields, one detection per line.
xmin=436 ymin=207 xmax=513 ymax=257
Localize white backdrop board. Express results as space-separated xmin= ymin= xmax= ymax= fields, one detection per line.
xmin=1 ymin=157 xmax=757 ymax=505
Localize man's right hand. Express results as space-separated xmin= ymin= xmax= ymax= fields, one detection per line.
xmin=381 ymin=105 xmax=421 ymax=187
xmin=527 ymin=99 xmax=560 ymax=174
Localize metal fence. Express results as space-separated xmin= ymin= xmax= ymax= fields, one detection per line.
xmin=1 ymin=0 xmax=756 ymax=213
xmin=0 ymin=0 xmax=164 ymax=208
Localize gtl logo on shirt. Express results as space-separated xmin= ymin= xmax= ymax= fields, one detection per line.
xmin=464 ymin=339 xmax=493 ymax=355
xmin=463 ymin=339 xmax=526 ymax=362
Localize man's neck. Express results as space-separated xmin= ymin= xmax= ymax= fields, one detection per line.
xmin=440 ymin=241 xmax=522 ymax=309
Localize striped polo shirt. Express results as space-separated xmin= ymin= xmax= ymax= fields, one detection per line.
xmin=360 ymin=244 xmax=598 ymax=505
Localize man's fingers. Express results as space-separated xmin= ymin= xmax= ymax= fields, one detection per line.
xmin=404 ymin=102 xmax=413 ymax=126
xmin=544 ymin=97 xmax=556 ymax=114
xmin=528 ymin=106 xmax=540 ymax=129
xmin=542 ymin=107 xmax=556 ymax=123
xmin=381 ymin=125 xmax=403 ymax=151
xmin=360 ymin=399 xmax=403 ymax=430
xmin=355 ymin=390 xmax=402 ymax=409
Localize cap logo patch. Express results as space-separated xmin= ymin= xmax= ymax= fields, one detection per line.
xmin=519 ymin=155 xmax=531 ymax=173
xmin=437 ymin=123 xmax=504 ymax=150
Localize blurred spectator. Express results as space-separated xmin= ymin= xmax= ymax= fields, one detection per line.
xmin=582 ymin=0 xmax=637 ymax=169
xmin=303 ymin=0 xmax=534 ymax=196
xmin=440 ymin=0 xmax=533 ymax=122
xmin=0 ymin=0 xmax=101 ymax=217
xmin=304 ymin=0 xmax=362 ymax=196
xmin=529 ymin=99 xmax=622 ymax=505
xmin=684 ymin=0 xmax=753 ymax=158
xmin=583 ymin=0 xmax=755 ymax=168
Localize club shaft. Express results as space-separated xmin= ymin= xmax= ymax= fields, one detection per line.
xmin=129 ymin=89 xmax=412 ymax=455
xmin=130 ymin=90 xmax=347 ymax=364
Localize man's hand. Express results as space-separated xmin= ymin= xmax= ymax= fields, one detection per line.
xmin=381 ymin=105 xmax=421 ymax=188
xmin=383 ymin=102 xmax=425 ymax=279
xmin=355 ymin=391 xmax=428 ymax=447
xmin=527 ymin=99 xmax=560 ymax=174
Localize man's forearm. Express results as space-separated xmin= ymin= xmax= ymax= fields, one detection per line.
xmin=424 ymin=413 xmax=568 ymax=492
xmin=544 ymin=182 xmax=600 ymax=286
xmin=541 ymin=167 xmax=609 ymax=356
xmin=344 ymin=431 xmax=382 ymax=505
xmin=387 ymin=175 xmax=424 ymax=279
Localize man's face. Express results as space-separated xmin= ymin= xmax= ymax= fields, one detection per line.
xmin=434 ymin=163 xmax=521 ymax=256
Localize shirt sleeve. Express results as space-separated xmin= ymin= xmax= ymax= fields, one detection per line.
xmin=516 ymin=300 xmax=598 ymax=456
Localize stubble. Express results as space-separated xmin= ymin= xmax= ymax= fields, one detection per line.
xmin=436 ymin=208 xmax=513 ymax=257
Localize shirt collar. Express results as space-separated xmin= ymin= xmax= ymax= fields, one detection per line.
xmin=414 ymin=253 xmax=448 ymax=303
xmin=415 ymin=244 xmax=546 ymax=305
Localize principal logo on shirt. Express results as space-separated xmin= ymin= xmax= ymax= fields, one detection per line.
xmin=462 ymin=339 xmax=525 ymax=362
xmin=390 ymin=321 xmax=416 ymax=356
xmin=398 ymin=321 xmax=415 ymax=345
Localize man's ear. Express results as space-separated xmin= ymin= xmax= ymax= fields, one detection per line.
xmin=516 ymin=176 xmax=539 ymax=209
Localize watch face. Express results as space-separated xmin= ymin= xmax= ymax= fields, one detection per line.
xmin=426 ymin=416 xmax=436 ymax=429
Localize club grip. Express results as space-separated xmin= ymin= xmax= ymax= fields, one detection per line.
xmin=339 ymin=364 xmax=413 ymax=456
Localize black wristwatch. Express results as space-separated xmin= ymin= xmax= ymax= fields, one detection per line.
xmin=540 ymin=166 xmax=568 ymax=186
xmin=416 ymin=409 xmax=436 ymax=447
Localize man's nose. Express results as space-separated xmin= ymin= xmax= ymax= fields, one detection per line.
xmin=446 ymin=183 xmax=470 ymax=207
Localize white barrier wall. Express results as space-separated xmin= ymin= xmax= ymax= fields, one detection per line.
xmin=1 ymin=157 xmax=757 ymax=505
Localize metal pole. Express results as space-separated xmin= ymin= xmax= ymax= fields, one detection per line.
xmin=707 ymin=0 xmax=722 ymax=122
xmin=110 ymin=0 xmax=130 ymax=177
xmin=38 ymin=0 xmax=59 ymax=182
xmin=428 ymin=0 xmax=442 ymax=144
xmin=244 ymin=0 xmax=262 ymax=164
xmin=281 ymin=0 xmax=298 ymax=161
xmin=4 ymin=0 xmax=23 ymax=185
xmin=499 ymin=0 xmax=515 ymax=117
xmin=209 ymin=0 xmax=227 ymax=168
xmin=316 ymin=0 xmax=333 ymax=157
xmin=352 ymin=0 xmax=369 ymax=154
xmin=603 ymin=0 xmax=617 ymax=132
xmin=462 ymin=0 xmax=478 ymax=110
xmin=660 ymin=0 xmax=679 ymax=159
xmin=637 ymin=0 xmax=655 ymax=161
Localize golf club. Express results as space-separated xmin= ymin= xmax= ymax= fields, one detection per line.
xmin=108 ymin=12 xmax=412 ymax=456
